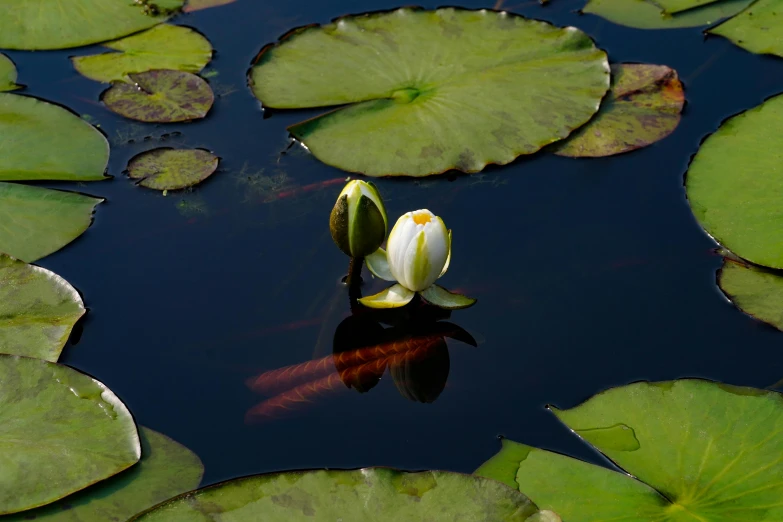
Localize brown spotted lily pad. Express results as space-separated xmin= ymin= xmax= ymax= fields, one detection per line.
xmin=555 ymin=64 xmax=684 ymax=158
xmin=102 ymin=69 xmax=214 ymax=123
xmin=127 ymin=148 xmax=219 ymax=190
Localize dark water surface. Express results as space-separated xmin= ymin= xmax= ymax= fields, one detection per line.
xmin=6 ymin=0 xmax=783 ymax=486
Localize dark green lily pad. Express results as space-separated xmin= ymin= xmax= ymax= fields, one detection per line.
xmin=250 ymin=8 xmax=609 ymax=177
xmin=0 ymin=94 xmax=109 ymax=181
xmin=686 ymin=93 xmax=783 ymax=269
xmin=0 ymin=0 xmax=184 ymax=50
xmin=555 ymin=64 xmax=684 ymax=157
xmin=130 ymin=468 xmax=556 ymax=521
xmin=102 ymin=70 xmax=214 ymax=123
xmin=582 ymin=0 xmax=755 ymax=29
xmin=72 ymin=25 xmax=213 ymax=83
xmin=0 ymin=54 xmax=20 ymax=92
xmin=0 ymin=354 xmax=140 ymax=515
xmin=2 ymin=428 xmax=203 ymax=522
xmin=0 ymin=255 xmax=85 ymax=362
xmin=0 ymin=183 xmax=103 ymax=263
xmin=183 ymin=0 xmax=236 ymax=12
xmin=718 ymin=257 xmax=783 ymax=331
xmin=127 ymin=148 xmax=219 ymax=190
xmin=477 ymin=379 xmax=783 ymax=522
xmin=709 ymin=0 xmax=783 ymax=58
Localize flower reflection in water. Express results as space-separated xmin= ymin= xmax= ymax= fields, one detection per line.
xmin=245 ymin=303 xmax=477 ymax=423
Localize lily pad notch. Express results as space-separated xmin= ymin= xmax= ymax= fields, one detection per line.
xmin=249 ymin=7 xmax=610 ymax=177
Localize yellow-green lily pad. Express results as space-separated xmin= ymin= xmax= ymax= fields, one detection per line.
xmin=0 ymin=0 xmax=184 ymax=50
xmin=127 ymin=148 xmax=219 ymax=190
xmin=250 ymin=8 xmax=609 ymax=177
xmin=1 ymin=428 xmax=203 ymax=522
xmin=0 ymin=255 xmax=85 ymax=362
xmin=709 ymin=0 xmax=783 ymax=58
xmin=72 ymin=24 xmax=213 ymax=83
xmin=0 ymin=94 xmax=109 ymax=182
xmin=555 ymin=64 xmax=684 ymax=158
xmin=477 ymin=379 xmax=783 ymax=522
xmin=0 ymin=183 xmax=103 ymax=263
xmin=686 ymin=93 xmax=783 ymax=269
xmin=102 ymin=70 xmax=214 ymax=122
xmin=130 ymin=468 xmax=555 ymax=521
xmin=718 ymin=257 xmax=783 ymax=332
xmin=0 ymin=354 xmax=140 ymax=515
xmin=582 ymin=0 xmax=755 ymax=29
xmin=0 ymin=54 xmax=20 ymax=92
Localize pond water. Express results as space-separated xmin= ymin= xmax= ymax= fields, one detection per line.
xmin=7 ymin=0 xmax=783 ymax=487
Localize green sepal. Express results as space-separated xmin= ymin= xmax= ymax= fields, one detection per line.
xmin=366 ymin=248 xmax=395 ymax=281
xmin=421 ymin=284 xmax=476 ymax=310
xmin=329 ymin=193 xmax=351 ymax=256
xmin=358 ymin=284 xmax=415 ymax=309
xmin=349 ymin=194 xmax=386 ymax=258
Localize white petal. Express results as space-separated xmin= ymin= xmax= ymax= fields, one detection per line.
xmin=440 ymin=230 xmax=452 ymax=277
xmin=387 ymin=213 xmax=416 ymax=283
xmin=401 ymin=229 xmax=430 ymax=291
xmin=422 ymin=217 xmax=449 ymax=282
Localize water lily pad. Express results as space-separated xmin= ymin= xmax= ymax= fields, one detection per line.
xmin=2 ymin=428 xmax=203 ymax=522
xmin=0 ymin=255 xmax=85 ymax=362
xmin=717 ymin=257 xmax=783 ymax=331
xmin=249 ymin=8 xmax=609 ymax=177
xmin=102 ymin=70 xmax=214 ymax=123
xmin=477 ymin=379 xmax=783 ymax=522
xmin=0 ymin=94 xmax=109 ymax=181
xmin=0 ymin=0 xmax=184 ymax=50
xmin=0 ymin=54 xmax=20 ymax=92
xmin=653 ymin=0 xmax=723 ymax=14
xmin=686 ymin=94 xmax=783 ymax=269
xmin=582 ymin=0 xmax=755 ymax=29
xmin=555 ymin=64 xmax=684 ymax=158
xmin=130 ymin=468 xmax=554 ymax=521
xmin=72 ymin=25 xmax=213 ymax=83
xmin=127 ymin=148 xmax=219 ymax=190
xmin=709 ymin=0 xmax=783 ymax=58
xmin=0 ymin=183 xmax=102 ymax=263
xmin=0 ymin=354 xmax=140 ymax=515
xmin=183 ymin=0 xmax=236 ymax=12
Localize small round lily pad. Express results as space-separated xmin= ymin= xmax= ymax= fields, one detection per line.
xmin=250 ymin=7 xmax=609 ymax=177
xmin=127 ymin=148 xmax=219 ymax=190
xmin=102 ymin=70 xmax=214 ymax=123
xmin=555 ymin=64 xmax=684 ymax=158
xmin=73 ymin=24 xmax=213 ymax=83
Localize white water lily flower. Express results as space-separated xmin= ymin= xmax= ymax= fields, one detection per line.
xmin=329 ymin=180 xmax=387 ymax=258
xmin=359 ymin=209 xmax=475 ymax=310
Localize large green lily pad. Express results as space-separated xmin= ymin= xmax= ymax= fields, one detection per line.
xmin=477 ymin=379 xmax=783 ymax=522
xmin=102 ymin=70 xmax=214 ymax=122
xmin=718 ymin=257 xmax=783 ymax=331
xmin=127 ymin=148 xmax=219 ymax=190
xmin=653 ymin=0 xmax=723 ymax=14
xmin=0 ymin=354 xmax=140 ymax=515
xmin=250 ymin=8 xmax=609 ymax=177
xmin=0 ymin=0 xmax=184 ymax=51
xmin=709 ymin=0 xmax=783 ymax=58
xmin=2 ymin=428 xmax=203 ymax=521
xmin=555 ymin=63 xmax=684 ymax=157
xmin=0 ymin=255 xmax=85 ymax=362
xmin=0 ymin=183 xmax=102 ymax=263
xmin=582 ymin=0 xmax=756 ymax=29
xmin=130 ymin=468 xmax=555 ymax=521
xmin=0 ymin=94 xmax=109 ymax=181
xmin=72 ymin=24 xmax=213 ymax=83
xmin=686 ymin=94 xmax=783 ymax=269
xmin=0 ymin=54 xmax=20 ymax=92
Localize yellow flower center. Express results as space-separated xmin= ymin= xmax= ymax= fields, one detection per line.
xmin=412 ymin=211 xmax=432 ymax=225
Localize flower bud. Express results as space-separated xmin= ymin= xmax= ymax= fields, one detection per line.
xmin=330 ymin=180 xmax=387 ymax=258
xmin=387 ymin=209 xmax=450 ymax=292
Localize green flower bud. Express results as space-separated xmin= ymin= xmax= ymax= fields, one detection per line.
xmin=330 ymin=180 xmax=387 ymax=258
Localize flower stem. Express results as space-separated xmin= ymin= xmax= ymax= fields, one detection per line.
xmin=346 ymin=257 xmax=363 ymax=313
